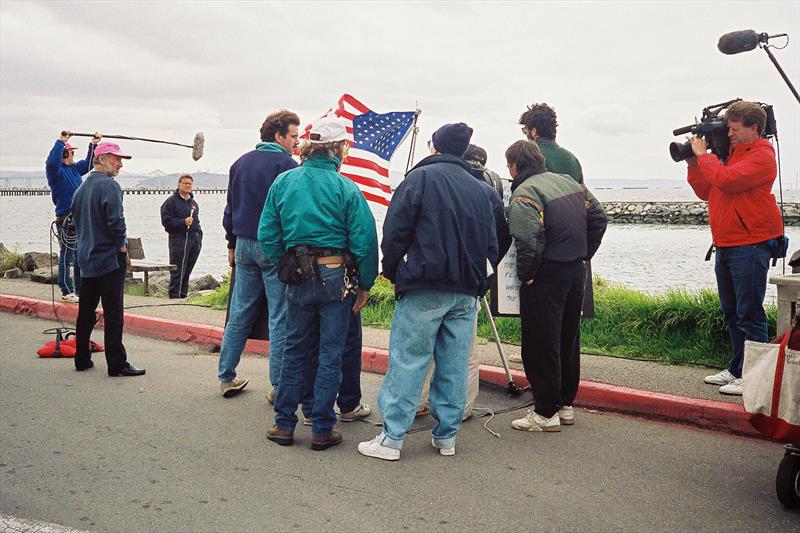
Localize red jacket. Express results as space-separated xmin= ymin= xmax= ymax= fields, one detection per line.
xmin=687 ymin=138 xmax=783 ymax=247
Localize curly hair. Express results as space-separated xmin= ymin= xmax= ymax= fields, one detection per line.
xmin=725 ymin=101 xmax=767 ymax=135
xmin=518 ymin=103 xmax=558 ymax=140
xmin=259 ymin=110 xmax=301 ymax=142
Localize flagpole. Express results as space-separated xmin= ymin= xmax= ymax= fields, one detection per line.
xmin=404 ymin=105 xmax=422 ymax=174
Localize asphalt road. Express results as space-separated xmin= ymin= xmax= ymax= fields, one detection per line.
xmin=0 ymin=313 xmax=797 ymax=532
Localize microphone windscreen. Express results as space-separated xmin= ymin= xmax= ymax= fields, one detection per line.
xmin=718 ymin=30 xmax=760 ymax=55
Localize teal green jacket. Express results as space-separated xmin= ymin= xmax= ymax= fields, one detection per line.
xmin=258 ymin=155 xmax=379 ymax=290
xmin=537 ymin=138 xmax=584 ymax=184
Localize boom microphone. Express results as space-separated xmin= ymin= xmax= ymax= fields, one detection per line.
xmin=718 ymin=30 xmax=762 ymax=55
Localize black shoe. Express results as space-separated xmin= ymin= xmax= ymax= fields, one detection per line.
xmin=108 ymin=365 xmax=146 ymax=377
xmin=75 ymin=360 xmax=94 ymax=372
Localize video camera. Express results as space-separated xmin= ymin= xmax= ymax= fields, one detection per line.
xmin=669 ymin=99 xmax=776 ymax=163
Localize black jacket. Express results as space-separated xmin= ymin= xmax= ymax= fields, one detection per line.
xmin=161 ymin=189 xmax=202 ymax=238
xmin=381 ymin=154 xmax=499 ymax=297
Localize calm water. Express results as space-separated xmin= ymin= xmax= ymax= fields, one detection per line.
xmin=1 ymin=192 xmax=796 ymax=302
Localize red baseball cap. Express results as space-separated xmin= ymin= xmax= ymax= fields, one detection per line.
xmin=94 ymin=142 xmax=132 ymax=159
xmin=63 ymin=143 xmax=78 ymax=152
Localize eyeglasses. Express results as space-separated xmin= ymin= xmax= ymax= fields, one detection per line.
xmin=520 ymin=126 xmax=528 ymax=134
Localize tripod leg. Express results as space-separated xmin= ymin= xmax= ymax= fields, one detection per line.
xmin=480 ymin=296 xmax=520 ymax=395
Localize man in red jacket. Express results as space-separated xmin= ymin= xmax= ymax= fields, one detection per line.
xmin=687 ymin=100 xmax=783 ymax=396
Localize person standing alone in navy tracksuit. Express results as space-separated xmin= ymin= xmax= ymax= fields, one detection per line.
xmin=160 ymin=174 xmax=203 ymax=299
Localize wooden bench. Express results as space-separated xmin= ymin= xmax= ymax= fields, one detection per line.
xmin=127 ymin=237 xmax=175 ymax=296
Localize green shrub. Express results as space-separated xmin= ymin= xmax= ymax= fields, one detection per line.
xmin=0 ymin=248 xmax=23 ymax=271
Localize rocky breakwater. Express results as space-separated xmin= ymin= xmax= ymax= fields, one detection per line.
xmin=603 ymin=201 xmax=800 ymax=225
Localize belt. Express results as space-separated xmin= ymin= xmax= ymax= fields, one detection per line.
xmin=317 ymin=255 xmax=344 ymax=265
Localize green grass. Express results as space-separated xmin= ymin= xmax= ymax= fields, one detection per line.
xmin=187 ymin=273 xmax=231 ymax=309
xmin=0 ymin=247 xmax=23 ymax=271
xmin=191 ymin=274 xmax=777 ymax=369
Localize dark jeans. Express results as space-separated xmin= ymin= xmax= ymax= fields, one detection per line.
xmin=274 ymin=265 xmax=356 ymax=435
xmin=715 ymin=242 xmax=771 ymax=378
xmin=168 ymin=232 xmax=202 ymax=298
xmin=300 ymin=311 xmax=364 ymax=417
xmin=56 ymin=219 xmax=80 ymax=296
xmin=74 ymin=252 xmax=129 ymax=372
xmin=520 ymin=260 xmax=586 ymax=419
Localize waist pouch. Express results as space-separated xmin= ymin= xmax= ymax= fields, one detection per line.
xmin=767 ymin=235 xmax=789 ymax=266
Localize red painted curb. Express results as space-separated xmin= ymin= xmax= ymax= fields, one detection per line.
xmin=1 ymin=293 xmax=759 ymax=438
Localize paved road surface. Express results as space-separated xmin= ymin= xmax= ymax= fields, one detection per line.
xmin=0 ymin=314 xmax=796 ymax=532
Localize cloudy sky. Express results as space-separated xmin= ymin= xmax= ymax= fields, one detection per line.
xmin=1 ymin=1 xmax=798 ymax=184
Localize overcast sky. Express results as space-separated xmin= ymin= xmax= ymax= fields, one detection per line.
xmin=1 ymin=1 xmax=798 ymax=184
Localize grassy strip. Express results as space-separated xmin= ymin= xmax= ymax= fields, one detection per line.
xmin=191 ymin=274 xmax=776 ymax=369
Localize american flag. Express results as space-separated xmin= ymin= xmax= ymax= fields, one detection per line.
xmin=301 ymin=94 xmax=416 ymax=207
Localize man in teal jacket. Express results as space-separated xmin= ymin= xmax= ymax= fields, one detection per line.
xmin=259 ymin=116 xmax=378 ymax=451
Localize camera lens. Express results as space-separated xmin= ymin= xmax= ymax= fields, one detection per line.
xmin=669 ymin=141 xmax=693 ymax=162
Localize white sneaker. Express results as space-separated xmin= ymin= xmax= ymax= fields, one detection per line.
xmin=431 ymin=438 xmax=455 ymax=456
xmin=357 ymin=436 xmax=400 ymax=461
xmin=511 ymin=410 xmax=561 ymax=432
xmin=704 ymin=369 xmax=735 ymax=386
xmin=339 ymin=402 xmax=371 ymax=421
xmin=509 ymin=354 xmax=523 ymax=364
xmin=558 ymin=406 xmax=574 ymax=426
xmin=61 ymin=293 xmax=79 ymax=303
xmin=719 ymin=378 xmax=743 ymax=396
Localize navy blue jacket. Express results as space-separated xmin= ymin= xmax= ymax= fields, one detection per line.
xmin=381 ymin=154 xmax=499 ymax=297
xmin=223 ymin=148 xmax=298 ymax=249
xmin=161 ymin=189 xmax=202 ymax=238
xmin=70 ymin=171 xmax=127 ymax=278
xmin=45 ymin=140 xmax=95 ymax=216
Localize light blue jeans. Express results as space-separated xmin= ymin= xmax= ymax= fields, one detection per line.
xmin=376 ymin=289 xmax=478 ymax=450
xmin=217 ymin=238 xmax=287 ymax=383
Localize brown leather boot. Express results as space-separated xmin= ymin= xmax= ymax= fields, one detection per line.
xmin=311 ymin=429 xmax=342 ymax=451
xmin=266 ymin=425 xmax=294 ymax=446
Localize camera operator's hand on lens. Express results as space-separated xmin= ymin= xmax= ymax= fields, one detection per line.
xmin=227 ymin=248 xmax=235 ymax=268
xmin=353 ymin=288 xmax=370 ymax=313
xmin=60 ymin=130 xmax=72 ymax=142
xmin=689 ymin=136 xmax=707 ymax=158
xmin=91 ymin=132 xmax=102 ymax=144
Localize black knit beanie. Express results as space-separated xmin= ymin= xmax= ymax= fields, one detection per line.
xmin=432 ymin=123 xmax=473 ymax=157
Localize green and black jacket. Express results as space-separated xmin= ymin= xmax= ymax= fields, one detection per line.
xmin=507 ymin=171 xmax=607 ymax=282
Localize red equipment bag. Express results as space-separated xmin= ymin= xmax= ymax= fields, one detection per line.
xmin=743 ymin=319 xmax=800 ymax=442
xmin=37 ymin=337 xmax=105 ymax=358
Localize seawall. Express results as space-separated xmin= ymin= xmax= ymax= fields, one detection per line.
xmin=604 ymin=201 xmax=799 ymax=225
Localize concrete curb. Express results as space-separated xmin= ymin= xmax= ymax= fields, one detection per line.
xmin=0 ymin=293 xmax=760 ymax=439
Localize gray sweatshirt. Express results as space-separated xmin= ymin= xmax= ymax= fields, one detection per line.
xmin=70 ymin=170 xmax=127 ymax=278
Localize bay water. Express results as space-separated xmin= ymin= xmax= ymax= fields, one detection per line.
xmin=1 ymin=191 xmax=796 ymax=302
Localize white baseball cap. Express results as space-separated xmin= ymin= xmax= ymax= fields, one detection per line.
xmin=309 ymin=116 xmax=348 ymax=143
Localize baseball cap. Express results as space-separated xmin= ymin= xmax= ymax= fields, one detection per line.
xmin=94 ymin=142 xmax=132 ymax=159
xmin=63 ymin=143 xmax=78 ymax=152
xmin=309 ymin=116 xmax=348 ymax=143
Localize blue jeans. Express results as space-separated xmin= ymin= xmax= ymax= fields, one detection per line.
xmin=715 ymin=242 xmax=771 ymax=378
xmin=274 ymin=265 xmax=355 ymax=435
xmin=217 ymin=238 xmax=286 ymax=382
xmin=299 ymin=310 xmax=364 ymax=418
xmin=56 ymin=219 xmax=80 ymax=296
xmin=376 ymin=289 xmax=477 ymax=450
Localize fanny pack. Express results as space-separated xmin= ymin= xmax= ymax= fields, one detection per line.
xmin=767 ymin=235 xmax=789 ymax=266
